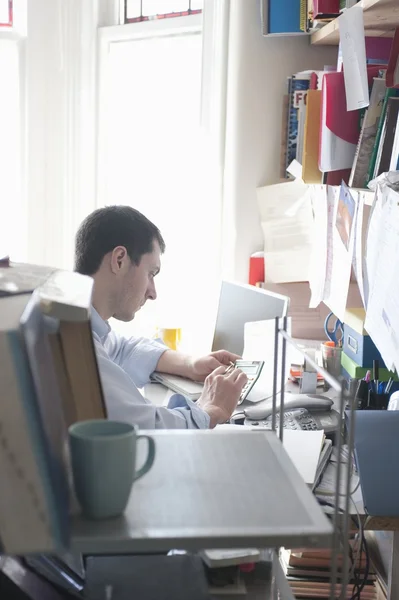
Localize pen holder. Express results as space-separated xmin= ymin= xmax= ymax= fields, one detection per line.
xmin=352 ymin=379 xmax=369 ymax=410
xmin=367 ymin=391 xmax=390 ymax=410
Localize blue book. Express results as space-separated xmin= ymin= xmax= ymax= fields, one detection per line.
xmin=0 ymin=293 xmax=69 ymax=554
xmin=286 ymin=75 xmax=311 ymax=171
xmin=268 ymin=0 xmax=304 ymax=35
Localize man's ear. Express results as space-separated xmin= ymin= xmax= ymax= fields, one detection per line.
xmin=110 ymin=246 xmax=128 ymax=274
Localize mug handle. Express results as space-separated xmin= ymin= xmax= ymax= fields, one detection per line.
xmin=134 ymin=435 xmax=156 ymax=481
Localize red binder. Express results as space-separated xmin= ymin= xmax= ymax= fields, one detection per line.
xmin=313 ymin=0 xmax=340 ymax=18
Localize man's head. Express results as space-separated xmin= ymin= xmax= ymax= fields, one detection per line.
xmin=75 ymin=206 xmax=165 ymax=322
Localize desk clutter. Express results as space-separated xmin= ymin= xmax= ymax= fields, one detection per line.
xmin=341 ymin=308 xmax=399 ymax=410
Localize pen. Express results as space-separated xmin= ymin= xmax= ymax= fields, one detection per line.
xmin=224 ymin=362 xmax=235 ymax=375
xmin=386 ymin=377 xmax=394 ymax=394
xmin=364 ymin=370 xmax=371 ymax=384
xmin=373 ymin=360 xmax=379 ymax=395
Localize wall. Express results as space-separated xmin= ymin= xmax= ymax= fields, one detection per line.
xmin=222 ymin=0 xmax=338 ymax=282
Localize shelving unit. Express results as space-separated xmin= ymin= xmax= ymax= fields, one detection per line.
xmin=311 ymin=0 xmax=399 ymax=46
xmin=71 ymin=429 xmax=332 ymax=555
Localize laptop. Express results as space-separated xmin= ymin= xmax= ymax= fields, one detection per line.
xmin=348 ymin=410 xmax=399 ymax=517
xmin=151 ymin=281 xmax=290 ymax=400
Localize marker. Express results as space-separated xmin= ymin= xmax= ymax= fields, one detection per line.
xmin=386 ymin=378 xmax=394 ymax=394
xmin=373 ymin=360 xmax=379 ymax=395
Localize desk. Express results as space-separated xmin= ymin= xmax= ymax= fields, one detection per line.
xmin=146 ymin=381 xmax=399 ymax=598
xmin=71 ymin=430 xmax=331 ymax=555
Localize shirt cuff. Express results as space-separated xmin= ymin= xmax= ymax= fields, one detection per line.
xmin=167 ymin=394 xmax=210 ymax=429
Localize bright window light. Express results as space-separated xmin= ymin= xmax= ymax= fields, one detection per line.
xmin=100 ymin=29 xmax=220 ymax=352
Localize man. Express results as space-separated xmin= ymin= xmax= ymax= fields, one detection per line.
xmin=75 ymin=205 xmax=247 ymax=429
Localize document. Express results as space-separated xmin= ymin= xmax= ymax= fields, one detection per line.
xmin=365 ymin=187 xmax=399 ymax=372
xmin=283 ymin=429 xmax=324 ymax=487
xmin=352 ymin=191 xmax=366 ymax=307
xmin=308 ymin=186 xmax=328 ymax=308
xmin=257 ymin=182 xmax=314 ymax=283
xmin=338 ymin=5 xmax=369 ymax=111
xmin=243 ymin=318 xmax=293 ymax=401
xmin=323 ymin=184 xmax=357 ymax=322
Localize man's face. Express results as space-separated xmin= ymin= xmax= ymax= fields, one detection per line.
xmin=113 ymin=241 xmax=161 ymax=322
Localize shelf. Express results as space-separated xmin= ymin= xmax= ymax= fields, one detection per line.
xmin=71 ymin=429 xmax=332 ymax=554
xmin=311 ymin=0 xmax=399 ymax=46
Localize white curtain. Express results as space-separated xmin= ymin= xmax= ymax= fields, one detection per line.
xmin=24 ymin=0 xmax=98 ymax=269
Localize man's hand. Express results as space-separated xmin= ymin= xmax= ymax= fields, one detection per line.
xmin=197 ymin=366 xmax=248 ymax=428
xmin=188 ymin=350 xmax=241 ymax=382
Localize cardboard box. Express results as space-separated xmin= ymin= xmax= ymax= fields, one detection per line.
xmin=261 ymin=282 xmax=363 ymax=341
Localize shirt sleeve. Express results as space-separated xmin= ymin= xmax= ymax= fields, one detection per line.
xmin=105 ymin=331 xmax=167 ymax=388
xmin=95 ymin=338 xmax=210 ymax=430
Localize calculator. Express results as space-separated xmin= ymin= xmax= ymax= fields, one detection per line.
xmin=235 ymin=360 xmax=265 ymax=405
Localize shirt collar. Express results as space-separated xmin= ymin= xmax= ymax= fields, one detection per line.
xmin=91 ymin=306 xmax=111 ymax=342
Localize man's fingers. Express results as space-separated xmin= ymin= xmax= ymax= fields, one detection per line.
xmin=212 ymin=365 xmax=228 ymax=376
xmin=235 ymin=371 xmax=248 ymax=388
xmin=227 ymin=368 xmax=247 ymax=386
xmin=211 ymin=350 xmax=241 ymax=364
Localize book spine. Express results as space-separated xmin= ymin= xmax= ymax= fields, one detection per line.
xmin=366 ymin=88 xmax=398 ymax=184
xmin=286 ymin=77 xmax=310 ymax=172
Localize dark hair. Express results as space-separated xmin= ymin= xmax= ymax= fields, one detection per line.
xmin=74 ymin=205 xmax=165 ymax=275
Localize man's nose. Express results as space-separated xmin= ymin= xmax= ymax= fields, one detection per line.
xmin=147 ymin=282 xmax=157 ymax=301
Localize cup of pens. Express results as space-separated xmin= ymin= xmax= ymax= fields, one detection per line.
xmin=321 ymin=341 xmax=342 ymax=390
xmin=366 ymin=360 xmax=393 ymax=410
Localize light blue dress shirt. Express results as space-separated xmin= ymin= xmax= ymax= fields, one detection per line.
xmin=91 ymin=308 xmax=210 ymax=430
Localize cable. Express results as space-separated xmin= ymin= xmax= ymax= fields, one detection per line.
xmin=317 ymin=498 xmax=370 ymax=600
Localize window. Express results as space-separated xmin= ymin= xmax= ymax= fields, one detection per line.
xmin=123 ymin=0 xmax=203 ymax=24
xmin=0 ymin=0 xmax=12 ymax=27
xmin=98 ymin=14 xmax=221 ymax=353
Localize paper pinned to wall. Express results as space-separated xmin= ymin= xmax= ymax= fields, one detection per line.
xmin=365 ymin=187 xmax=399 ymax=372
xmin=308 ymin=183 xmax=361 ymax=321
xmin=308 ymin=185 xmax=328 ymax=308
xmin=352 ymin=190 xmax=371 ymax=308
xmin=338 ymin=5 xmax=369 ymax=112
xmin=257 ymin=182 xmax=314 ymax=284
xmin=323 ymin=184 xmax=358 ymax=321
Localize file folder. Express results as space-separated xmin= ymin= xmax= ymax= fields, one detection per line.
xmin=319 ymin=72 xmax=360 ymax=172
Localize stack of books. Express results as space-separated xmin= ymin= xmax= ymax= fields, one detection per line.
xmin=0 ymin=263 xmax=106 ymax=555
xmin=280 ymin=539 xmax=380 ymax=598
xmin=281 ymin=35 xmax=399 ymax=189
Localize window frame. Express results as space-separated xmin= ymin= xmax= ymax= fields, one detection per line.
xmin=97 ymin=13 xmax=202 ymax=208
xmin=118 ymin=0 xmax=202 ymax=25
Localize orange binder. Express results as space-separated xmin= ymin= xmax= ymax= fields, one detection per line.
xmin=302 ymin=90 xmax=323 ymax=183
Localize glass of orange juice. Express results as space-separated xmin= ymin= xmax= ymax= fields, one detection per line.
xmin=156 ymin=327 xmax=182 ymax=351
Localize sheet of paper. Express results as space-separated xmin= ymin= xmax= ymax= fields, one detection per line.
xmin=242 ymin=318 xmax=293 ymax=402
xmin=323 ymin=184 xmax=357 ymax=322
xmin=215 ymin=426 xmax=324 ymax=487
xmin=257 ymin=182 xmax=314 ymax=283
xmin=282 ymin=429 xmax=324 ymax=486
xmin=352 ymin=191 xmax=365 ymax=306
xmin=308 ymin=186 xmax=328 ymax=308
xmin=338 ymin=5 xmax=369 ymax=111
xmin=365 ymin=187 xmax=399 ymax=371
